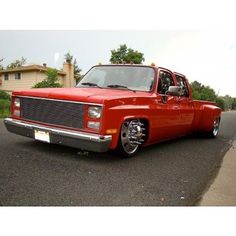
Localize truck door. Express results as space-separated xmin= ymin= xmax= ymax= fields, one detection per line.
xmin=175 ymin=75 xmax=194 ymax=135
xmin=151 ymin=70 xmax=181 ymax=141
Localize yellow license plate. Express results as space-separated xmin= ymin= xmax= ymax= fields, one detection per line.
xmin=34 ymin=129 xmax=50 ymax=143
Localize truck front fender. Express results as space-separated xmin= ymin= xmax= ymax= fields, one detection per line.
xmin=103 ymin=105 xmax=150 ymax=149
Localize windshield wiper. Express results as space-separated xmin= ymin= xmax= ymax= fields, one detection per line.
xmin=107 ymin=84 xmax=136 ymax=92
xmin=81 ymin=82 xmax=102 ymax=88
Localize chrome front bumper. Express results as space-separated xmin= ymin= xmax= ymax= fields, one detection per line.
xmin=4 ymin=118 xmax=112 ymax=152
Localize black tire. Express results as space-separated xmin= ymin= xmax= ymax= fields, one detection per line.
xmin=116 ymin=139 xmax=140 ymax=158
xmin=205 ymin=116 xmax=221 ymax=138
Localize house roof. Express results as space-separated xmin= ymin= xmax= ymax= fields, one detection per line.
xmin=0 ymin=64 xmax=66 ymax=76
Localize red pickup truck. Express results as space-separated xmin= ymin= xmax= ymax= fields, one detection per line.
xmin=4 ymin=64 xmax=222 ymax=157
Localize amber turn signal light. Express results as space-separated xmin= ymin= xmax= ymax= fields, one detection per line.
xmin=106 ymin=129 xmax=117 ymax=134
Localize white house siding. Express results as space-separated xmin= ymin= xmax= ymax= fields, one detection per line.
xmin=0 ymin=71 xmax=66 ymax=92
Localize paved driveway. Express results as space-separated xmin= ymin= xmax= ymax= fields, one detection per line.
xmin=0 ymin=111 xmax=236 ymax=206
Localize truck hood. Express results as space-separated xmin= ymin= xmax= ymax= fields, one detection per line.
xmin=13 ymin=87 xmax=152 ymax=104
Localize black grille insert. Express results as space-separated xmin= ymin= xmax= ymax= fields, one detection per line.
xmin=20 ymin=97 xmax=84 ymax=129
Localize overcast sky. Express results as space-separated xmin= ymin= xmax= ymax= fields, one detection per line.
xmin=0 ymin=30 xmax=236 ymax=96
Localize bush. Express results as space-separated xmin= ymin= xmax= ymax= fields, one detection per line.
xmin=216 ymin=97 xmax=225 ymax=111
xmin=0 ymin=90 xmax=10 ymax=100
xmin=0 ymin=99 xmax=11 ymax=118
xmin=33 ymin=80 xmax=62 ymax=88
xmin=33 ymin=68 xmax=62 ymax=88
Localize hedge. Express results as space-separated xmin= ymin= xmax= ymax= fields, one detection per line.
xmin=0 ymin=99 xmax=11 ymax=118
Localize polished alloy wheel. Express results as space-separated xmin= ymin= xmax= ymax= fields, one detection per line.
xmin=120 ymin=120 xmax=145 ymax=155
xmin=213 ymin=117 xmax=220 ymax=137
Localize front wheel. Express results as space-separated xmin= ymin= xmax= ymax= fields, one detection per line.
xmin=117 ymin=119 xmax=146 ymax=158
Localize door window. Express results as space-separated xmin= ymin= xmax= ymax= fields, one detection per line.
xmin=157 ymin=71 xmax=175 ymax=94
xmin=175 ymin=75 xmax=189 ymax=97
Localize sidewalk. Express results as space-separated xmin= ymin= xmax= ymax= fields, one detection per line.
xmin=200 ymin=140 xmax=236 ymax=206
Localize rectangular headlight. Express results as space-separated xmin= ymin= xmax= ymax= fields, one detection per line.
xmin=13 ymin=110 xmax=20 ymax=116
xmin=88 ymin=106 xmax=102 ymax=118
xmin=87 ymin=121 xmax=100 ymax=130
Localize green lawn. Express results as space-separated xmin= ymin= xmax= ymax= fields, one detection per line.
xmin=0 ymin=99 xmax=11 ymax=118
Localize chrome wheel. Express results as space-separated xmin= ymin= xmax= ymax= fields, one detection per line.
xmin=213 ymin=117 xmax=220 ymax=137
xmin=120 ymin=120 xmax=145 ymax=155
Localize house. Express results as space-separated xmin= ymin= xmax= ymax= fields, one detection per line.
xmin=0 ymin=62 xmax=75 ymax=92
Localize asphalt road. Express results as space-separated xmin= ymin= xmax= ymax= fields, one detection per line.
xmin=0 ymin=111 xmax=236 ymax=206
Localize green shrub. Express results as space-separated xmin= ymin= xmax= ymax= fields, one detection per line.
xmin=0 ymin=91 xmax=11 ymax=100
xmin=33 ymin=68 xmax=62 ymax=88
xmin=216 ymin=97 xmax=225 ymax=111
xmin=0 ymin=99 xmax=11 ymax=118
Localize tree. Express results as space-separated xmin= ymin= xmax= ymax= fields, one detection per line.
xmin=33 ymin=68 xmax=62 ymax=88
xmin=190 ymin=81 xmax=217 ymax=101
xmin=190 ymin=81 xmax=202 ymax=100
xmin=110 ymin=44 xmax=145 ymax=64
xmin=232 ymin=98 xmax=236 ymax=110
xmin=222 ymin=95 xmax=233 ymax=110
xmin=190 ymin=80 xmax=226 ymax=109
xmin=64 ymin=52 xmax=82 ymax=83
xmin=64 ymin=52 xmax=73 ymax=63
xmin=0 ymin=58 xmax=4 ymax=70
xmin=0 ymin=90 xmax=10 ymax=100
xmin=216 ymin=97 xmax=225 ymax=111
xmin=6 ymin=57 xmax=27 ymax=69
xmin=73 ymin=59 xmax=82 ymax=83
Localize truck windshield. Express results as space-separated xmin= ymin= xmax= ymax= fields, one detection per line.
xmin=77 ymin=66 xmax=155 ymax=92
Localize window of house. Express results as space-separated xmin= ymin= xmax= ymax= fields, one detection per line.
xmin=157 ymin=71 xmax=175 ymax=94
xmin=15 ymin=73 xmax=21 ymax=80
xmin=175 ymin=75 xmax=189 ymax=97
xmin=4 ymin=73 xmax=9 ymax=80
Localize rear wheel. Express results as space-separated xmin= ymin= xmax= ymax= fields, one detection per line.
xmin=117 ymin=119 xmax=146 ymax=158
xmin=206 ymin=116 xmax=220 ymax=138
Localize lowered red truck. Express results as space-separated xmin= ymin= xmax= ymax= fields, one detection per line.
xmin=4 ymin=64 xmax=222 ymax=157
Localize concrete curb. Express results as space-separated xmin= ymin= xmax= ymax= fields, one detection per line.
xmin=200 ymin=140 xmax=236 ymax=206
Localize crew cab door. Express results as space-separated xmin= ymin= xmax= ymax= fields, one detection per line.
xmin=150 ymin=70 xmax=180 ymax=141
xmin=175 ymin=74 xmax=194 ymax=135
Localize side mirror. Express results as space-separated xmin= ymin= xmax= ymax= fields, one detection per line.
xmin=168 ymin=86 xmax=181 ymax=96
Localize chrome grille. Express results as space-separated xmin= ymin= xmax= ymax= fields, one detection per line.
xmin=20 ymin=97 xmax=84 ymax=129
